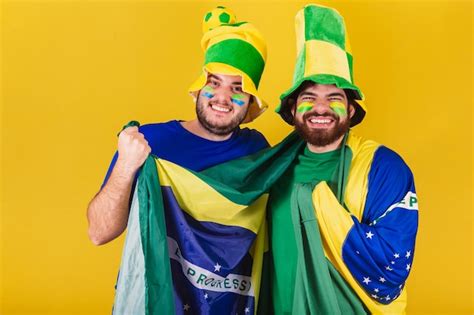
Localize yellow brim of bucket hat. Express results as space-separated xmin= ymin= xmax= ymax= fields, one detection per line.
xmin=188 ymin=62 xmax=267 ymax=123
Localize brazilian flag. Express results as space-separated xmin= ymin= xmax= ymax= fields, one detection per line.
xmin=112 ymin=129 xmax=416 ymax=314
xmin=112 ymin=132 xmax=302 ymax=315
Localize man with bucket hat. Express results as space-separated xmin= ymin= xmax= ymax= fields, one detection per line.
xmin=267 ymin=4 xmax=419 ymax=314
xmin=87 ymin=6 xmax=269 ymax=245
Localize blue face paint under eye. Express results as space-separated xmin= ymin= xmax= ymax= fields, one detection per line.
xmin=202 ymin=91 xmax=214 ymax=99
xmin=202 ymin=86 xmax=215 ymax=99
xmin=232 ymin=99 xmax=245 ymax=106
xmin=231 ymin=94 xmax=246 ymax=106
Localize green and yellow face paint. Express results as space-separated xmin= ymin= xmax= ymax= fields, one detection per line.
xmin=296 ymin=101 xmax=314 ymax=114
xmin=231 ymin=94 xmax=246 ymax=106
xmin=201 ymin=86 xmax=215 ymax=99
xmin=329 ymin=101 xmax=347 ymax=118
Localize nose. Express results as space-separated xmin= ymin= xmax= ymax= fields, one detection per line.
xmin=212 ymin=86 xmax=233 ymax=105
xmin=310 ymin=101 xmax=331 ymax=114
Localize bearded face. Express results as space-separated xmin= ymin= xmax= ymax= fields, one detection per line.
xmin=196 ymin=73 xmax=251 ymax=136
xmin=294 ymin=109 xmax=351 ymax=147
xmin=292 ymin=83 xmax=354 ymax=148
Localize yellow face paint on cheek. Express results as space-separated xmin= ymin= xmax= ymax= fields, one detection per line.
xmin=329 ymin=101 xmax=347 ymax=118
xmin=296 ymin=101 xmax=314 ymax=113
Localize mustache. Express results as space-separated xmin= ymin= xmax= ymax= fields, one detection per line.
xmin=302 ymin=111 xmax=338 ymax=121
xmin=209 ymin=100 xmax=232 ymax=108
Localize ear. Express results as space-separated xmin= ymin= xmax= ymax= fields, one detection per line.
xmin=348 ymin=102 xmax=356 ymax=119
xmin=248 ymin=95 xmax=254 ymax=105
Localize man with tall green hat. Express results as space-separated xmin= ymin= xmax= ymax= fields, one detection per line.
xmin=87 ymin=7 xmax=269 ymax=245
xmin=268 ymin=4 xmax=419 ymax=314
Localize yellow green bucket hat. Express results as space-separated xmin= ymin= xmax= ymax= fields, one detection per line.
xmin=276 ymin=4 xmax=367 ymax=126
xmin=189 ymin=6 xmax=268 ymax=123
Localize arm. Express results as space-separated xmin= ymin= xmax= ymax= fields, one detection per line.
xmin=314 ymin=147 xmax=418 ymax=303
xmin=87 ymin=126 xmax=151 ymax=245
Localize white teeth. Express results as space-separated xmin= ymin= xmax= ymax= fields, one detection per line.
xmin=211 ymin=105 xmax=231 ymax=112
xmin=309 ymin=118 xmax=331 ymax=124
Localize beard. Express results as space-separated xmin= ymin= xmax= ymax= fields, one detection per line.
xmin=294 ymin=112 xmax=350 ymax=147
xmin=196 ymin=96 xmax=248 ymax=136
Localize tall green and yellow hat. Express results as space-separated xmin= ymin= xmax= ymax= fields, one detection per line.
xmin=277 ymin=4 xmax=366 ymax=126
xmin=189 ymin=6 xmax=268 ymax=123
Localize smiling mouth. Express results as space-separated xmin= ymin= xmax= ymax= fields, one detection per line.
xmin=309 ymin=118 xmax=331 ymax=124
xmin=306 ymin=116 xmax=336 ymax=128
xmin=210 ymin=104 xmax=232 ymax=113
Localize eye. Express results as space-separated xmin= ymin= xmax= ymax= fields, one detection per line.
xmin=301 ymin=96 xmax=314 ymax=101
xmin=208 ymin=80 xmax=219 ymax=88
xmin=233 ymin=86 xmax=243 ymax=93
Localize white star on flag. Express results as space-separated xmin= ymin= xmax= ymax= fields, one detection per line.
xmin=204 ymin=293 xmax=208 ymax=299
xmin=371 ymin=294 xmax=379 ymax=299
xmin=406 ymin=263 xmax=411 ymax=271
xmin=405 ymin=250 xmax=411 ymax=258
xmin=183 ymin=304 xmax=190 ymax=311
xmin=385 ymin=266 xmax=393 ymax=271
xmin=366 ymin=231 xmax=374 ymax=239
xmin=214 ymin=262 xmax=221 ymax=272
xmin=394 ymin=253 xmax=400 ymax=258
xmin=363 ymin=277 xmax=371 ymax=285
xmin=374 ymin=288 xmax=379 ymax=293
xmin=385 ymin=295 xmax=391 ymax=301
xmin=391 ymin=261 xmax=395 ymax=265
xmin=245 ymin=307 xmax=250 ymax=313
xmin=379 ymin=277 xmax=386 ymax=283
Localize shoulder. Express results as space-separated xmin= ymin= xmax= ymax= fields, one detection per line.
xmin=362 ymin=145 xmax=417 ymax=223
xmin=365 ymin=145 xmax=415 ymax=208
xmin=138 ymin=120 xmax=180 ymax=136
xmin=348 ymin=133 xmax=413 ymax=180
xmin=235 ymin=127 xmax=269 ymax=148
xmin=370 ymin=146 xmax=414 ymax=181
xmin=136 ymin=120 xmax=187 ymax=153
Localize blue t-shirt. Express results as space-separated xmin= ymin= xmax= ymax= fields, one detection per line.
xmin=102 ymin=120 xmax=269 ymax=186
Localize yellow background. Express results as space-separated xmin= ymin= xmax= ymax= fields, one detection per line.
xmin=1 ymin=0 xmax=472 ymax=314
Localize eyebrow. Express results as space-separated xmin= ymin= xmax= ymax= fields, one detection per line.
xmin=299 ymin=91 xmax=317 ymax=97
xmin=208 ymin=74 xmax=222 ymax=82
xmin=299 ymin=91 xmax=345 ymax=98
xmin=327 ymin=92 xmax=345 ymax=98
xmin=208 ymin=74 xmax=242 ymax=86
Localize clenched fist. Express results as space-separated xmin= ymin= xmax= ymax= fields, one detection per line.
xmin=116 ymin=126 xmax=151 ymax=176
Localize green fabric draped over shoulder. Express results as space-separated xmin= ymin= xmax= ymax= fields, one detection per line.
xmin=203 ymin=132 xmax=367 ymax=314
xmin=115 ymin=125 xmax=367 ymax=314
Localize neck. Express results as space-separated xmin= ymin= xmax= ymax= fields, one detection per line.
xmin=306 ymin=134 xmax=345 ymax=153
xmin=181 ymin=119 xmax=233 ymax=141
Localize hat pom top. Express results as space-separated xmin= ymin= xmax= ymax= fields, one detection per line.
xmin=202 ymin=6 xmax=237 ymax=33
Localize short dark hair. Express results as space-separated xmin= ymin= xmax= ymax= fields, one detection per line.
xmin=343 ymin=88 xmax=357 ymax=107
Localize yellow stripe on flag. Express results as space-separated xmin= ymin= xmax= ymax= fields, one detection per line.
xmin=156 ymin=159 xmax=267 ymax=234
xmin=344 ymin=134 xmax=380 ymax=220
